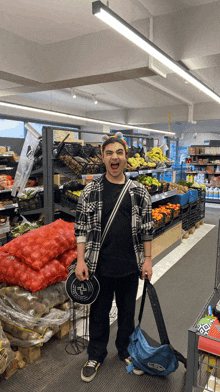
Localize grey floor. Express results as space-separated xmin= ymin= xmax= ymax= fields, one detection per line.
xmin=0 ymin=204 xmax=219 ymax=392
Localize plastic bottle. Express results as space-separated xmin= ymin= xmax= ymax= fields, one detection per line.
xmin=209 ymin=187 xmax=214 ymax=199
xmin=206 ymin=186 xmax=210 ymax=198
xmin=214 ymin=187 xmax=219 ymax=199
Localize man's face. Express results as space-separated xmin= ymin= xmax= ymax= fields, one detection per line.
xmin=102 ymin=142 xmax=127 ymax=179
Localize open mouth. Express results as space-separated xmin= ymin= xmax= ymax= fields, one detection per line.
xmin=111 ymin=163 xmax=119 ymax=170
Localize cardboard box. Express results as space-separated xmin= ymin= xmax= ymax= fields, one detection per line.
xmin=206 ymin=165 xmax=214 ymax=173
xmin=54 ymin=174 xmax=70 ymax=186
xmin=188 ymin=147 xmax=196 ymax=155
xmin=53 ymin=130 xmax=84 ymax=145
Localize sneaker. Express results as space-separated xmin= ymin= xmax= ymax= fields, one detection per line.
xmin=81 ymin=360 xmax=101 ymax=382
xmin=125 ymin=357 xmax=145 ymax=376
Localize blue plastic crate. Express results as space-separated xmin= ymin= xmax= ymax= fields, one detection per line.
xmin=188 ymin=189 xmax=198 ymax=203
xmin=170 ymin=191 xmax=189 ymax=206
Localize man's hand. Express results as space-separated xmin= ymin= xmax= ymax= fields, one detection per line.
xmin=75 ymin=260 xmax=89 ymax=281
xmin=142 ymin=257 xmax=153 ymax=281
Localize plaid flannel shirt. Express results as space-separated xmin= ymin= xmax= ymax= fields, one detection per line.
xmin=74 ymin=174 xmax=154 ymax=274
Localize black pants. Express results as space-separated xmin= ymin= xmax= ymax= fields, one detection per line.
xmin=87 ymin=272 xmax=139 ymax=363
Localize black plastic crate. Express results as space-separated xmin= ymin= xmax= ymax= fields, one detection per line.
xmin=60 ymin=192 xmax=78 ymax=210
xmin=55 ymin=141 xmax=83 ymax=157
xmin=55 ymin=145 xmax=89 ymax=177
xmin=189 ymin=200 xmax=200 ymax=214
xmin=17 ymin=191 xmax=43 ymax=213
xmin=181 ymin=203 xmax=190 ymax=219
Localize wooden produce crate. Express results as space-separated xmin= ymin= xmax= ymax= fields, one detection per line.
xmin=3 ymin=319 xmax=70 ymax=369
xmin=1 ymin=351 xmax=26 ymax=380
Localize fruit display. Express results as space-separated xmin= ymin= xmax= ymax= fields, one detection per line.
xmin=152 ymin=210 xmax=164 ymax=228
xmin=65 ymin=189 xmax=83 ymax=200
xmin=169 ymin=182 xmax=189 ymax=195
xmin=147 ymin=147 xmax=169 ymax=163
xmin=152 ymin=201 xmax=181 ymax=229
xmin=0 ymin=175 xmax=14 ymax=190
xmin=136 ymin=174 xmax=161 ymax=187
xmin=191 ymin=182 xmax=206 ymax=190
xmin=127 ymin=153 xmax=149 ymax=169
xmin=166 ymin=203 xmax=181 ymax=218
xmin=154 ymin=205 xmax=172 ymax=223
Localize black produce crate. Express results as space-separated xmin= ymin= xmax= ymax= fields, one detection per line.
xmin=56 ymin=146 xmax=89 ymax=176
xmin=60 ymin=192 xmax=78 ymax=210
xmin=189 ymin=200 xmax=200 ymax=212
xmin=54 ymin=141 xmax=83 ymax=157
xmin=82 ymin=144 xmax=99 ymax=158
xmin=17 ymin=192 xmax=43 ymax=213
xmin=180 ymin=203 xmax=190 ymax=219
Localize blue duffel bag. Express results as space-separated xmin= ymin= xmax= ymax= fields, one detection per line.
xmin=126 ymin=278 xmax=187 ymax=376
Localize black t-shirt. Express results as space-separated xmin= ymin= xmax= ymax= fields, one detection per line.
xmin=97 ymin=176 xmax=138 ymax=277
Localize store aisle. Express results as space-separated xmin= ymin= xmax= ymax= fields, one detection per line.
xmin=0 ymin=218 xmax=218 ymax=392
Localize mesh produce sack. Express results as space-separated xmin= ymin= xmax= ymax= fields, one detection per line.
xmin=0 ymin=321 xmax=15 ymax=374
xmin=2 ymin=219 xmax=76 ymax=271
xmin=58 ymin=248 xmax=78 ymax=270
xmin=0 ymin=252 xmax=67 ymax=292
xmin=0 ymin=283 xmax=70 ymax=346
xmin=0 ymin=282 xmax=68 ymax=318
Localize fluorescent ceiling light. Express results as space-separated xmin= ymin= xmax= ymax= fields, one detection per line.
xmin=0 ymin=100 xmax=174 ymax=135
xmin=92 ymin=95 xmax=98 ymax=104
xmin=92 ymin=1 xmax=220 ymax=104
xmin=72 ymin=89 xmax=77 ymax=99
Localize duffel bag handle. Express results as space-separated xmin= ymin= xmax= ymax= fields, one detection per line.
xmin=139 ymin=278 xmax=170 ymax=346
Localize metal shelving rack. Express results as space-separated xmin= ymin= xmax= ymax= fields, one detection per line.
xmin=40 ymin=126 xmax=176 ymax=225
xmin=185 ymin=221 xmax=220 ymax=392
xmin=187 ymin=152 xmax=220 ymax=204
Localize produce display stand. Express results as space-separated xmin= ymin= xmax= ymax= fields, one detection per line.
xmin=39 ymin=126 xmax=175 ymax=225
xmin=185 ymin=221 xmax=220 ymax=392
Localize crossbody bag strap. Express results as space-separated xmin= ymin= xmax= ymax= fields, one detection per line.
xmin=100 ymin=178 xmax=132 ymax=248
xmin=139 ymin=278 xmax=187 ymax=368
xmin=138 ymin=278 xmax=170 ymax=346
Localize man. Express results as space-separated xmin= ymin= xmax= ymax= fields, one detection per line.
xmin=74 ymin=134 xmax=154 ymax=383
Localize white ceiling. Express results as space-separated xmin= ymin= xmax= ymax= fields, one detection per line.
xmin=0 ymin=0 xmax=220 ymax=136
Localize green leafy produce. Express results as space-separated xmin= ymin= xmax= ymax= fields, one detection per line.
xmin=20 ymin=190 xmax=35 ymax=200
xmin=11 ymin=222 xmax=42 ymax=237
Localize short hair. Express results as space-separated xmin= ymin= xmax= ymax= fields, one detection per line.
xmin=102 ymin=137 xmax=128 ymax=154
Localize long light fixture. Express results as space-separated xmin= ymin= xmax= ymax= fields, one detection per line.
xmin=0 ymin=100 xmax=175 ymax=135
xmin=92 ymin=1 xmax=220 ymax=104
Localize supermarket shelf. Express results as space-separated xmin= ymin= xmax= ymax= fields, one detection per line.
xmin=205 ymin=198 xmax=220 ymax=204
xmin=54 ymin=203 xmax=76 ymax=217
xmin=0 ymin=189 xmax=12 ymax=193
xmin=20 ymin=208 xmax=44 ymax=215
xmin=0 ymin=167 xmax=14 ymax=171
xmin=0 ymin=153 xmax=14 ymax=157
xmin=81 ymin=173 xmax=104 ymax=180
xmin=31 ymin=168 xmax=43 ymax=175
xmin=189 ymin=153 xmax=220 ymax=156
xmin=151 ymin=189 xmax=177 ymax=203
xmin=0 ymin=203 xmax=18 ymax=210
xmin=194 ymin=163 xmax=220 ymax=166
xmin=80 ymin=168 xmax=173 ymax=180
xmin=139 ymin=168 xmax=173 ymax=174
